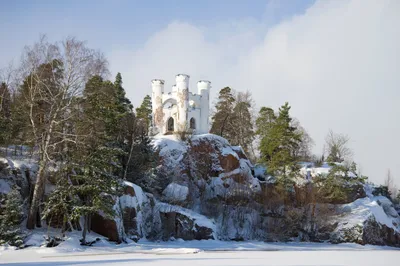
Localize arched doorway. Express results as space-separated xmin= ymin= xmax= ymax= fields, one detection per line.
xmin=190 ymin=117 xmax=196 ymax=129
xmin=167 ymin=117 xmax=174 ymax=132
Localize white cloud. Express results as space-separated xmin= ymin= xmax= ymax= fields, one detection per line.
xmin=110 ymin=0 xmax=400 ymax=186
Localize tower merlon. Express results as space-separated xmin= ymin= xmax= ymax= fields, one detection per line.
xmin=175 ymin=74 xmax=190 ymax=83
xmin=151 ymin=79 xmax=165 ymax=85
xmin=151 ymin=79 xmax=165 ymax=94
xmin=197 ymin=80 xmax=211 ymax=95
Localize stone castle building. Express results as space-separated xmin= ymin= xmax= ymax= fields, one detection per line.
xmin=151 ymin=74 xmax=211 ymax=135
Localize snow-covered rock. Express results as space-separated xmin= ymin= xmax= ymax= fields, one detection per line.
xmin=157 ymin=202 xmax=216 ymax=240
xmin=91 ymin=181 xmax=161 ymax=242
xmin=0 ymin=157 xmax=35 ymax=201
xmin=331 ymin=196 xmax=400 ymax=247
xmin=162 ymin=183 xmax=189 ymax=203
xmin=152 ymin=134 xmax=263 ymax=240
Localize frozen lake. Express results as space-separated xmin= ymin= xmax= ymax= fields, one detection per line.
xmin=1 ymin=239 xmax=399 ymax=266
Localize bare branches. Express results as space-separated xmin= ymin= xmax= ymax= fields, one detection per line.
xmin=324 ymin=129 xmax=353 ymax=164
xmin=292 ymin=118 xmax=315 ymax=161
xmin=19 ymin=35 xmax=110 ymax=229
xmin=385 ymin=169 xmax=398 ymax=199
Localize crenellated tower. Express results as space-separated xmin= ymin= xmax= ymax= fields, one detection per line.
xmin=150 ymin=74 xmax=210 ymax=135
xmin=175 ymin=74 xmax=190 ymax=128
xmin=197 ymin=80 xmax=211 ymax=133
xmin=151 ymin=79 xmax=165 ymax=131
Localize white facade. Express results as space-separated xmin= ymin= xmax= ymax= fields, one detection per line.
xmin=151 ymin=74 xmax=211 ymax=135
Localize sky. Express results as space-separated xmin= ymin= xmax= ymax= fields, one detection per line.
xmin=1 ymin=0 xmax=399 ymax=187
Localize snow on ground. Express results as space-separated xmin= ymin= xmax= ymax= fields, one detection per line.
xmin=1 ymin=235 xmax=399 ymax=266
xmin=299 ymin=161 xmax=358 ymax=179
xmin=338 ymin=195 xmax=400 ymax=232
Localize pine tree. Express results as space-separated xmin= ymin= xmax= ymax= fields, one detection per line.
xmin=112 ymin=73 xmax=136 ymax=172
xmin=210 ymin=87 xmax=236 ymax=140
xmin=114 ymin=72 xmax=133 ymax=115
xmin=77 ymin=76 xmax=125 ymax=244
xmin=43 ymin=75 xmax=125 ymax=244
xmin=71 ymin=147 xmax=122 ymax=245
xmin=0 ymin=187 xmax=25 ymax=248
xmin=257 ymin=102 xmax=302 ymax=188
xmin=136 ymin=95 xmax=152 ymax=132
xmin=231 ymin=91 xmax=254 ymax=154
xmin=0 ymin=82 xmax=12 ymax=145
xmin=256 ymin=107 xmax=276 ymax=136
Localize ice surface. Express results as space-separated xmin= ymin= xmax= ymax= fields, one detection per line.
xmin=1 ymin=236 xmax=399 ymax=266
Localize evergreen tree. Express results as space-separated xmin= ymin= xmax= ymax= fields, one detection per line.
xmin=0 ymin=187 xmax=25 ymax=248
xmin=257 ymin=102 xmax=302 ymax=188
xmin=313 ymin=164 xmax=359 ymax=203
xmin=0 ymin=82 xmax=11 ymax=145
xmin=114 ymin=72 xmax=133 ymax=115
xmin=112 ymin=73 xmax=135 ymax=171
xmin=210 ymin=87 xmax=236 ymax=140
xmin=43 ymin=75 xmax=124 ymax=244
xmin=71 ymin=147 xmax=121 ymax=245
xmin=136 ymin=95 xmax=152 ymax=132
xmin=231 ymin=91 xmax=254 ymax=155
xmin=256 ymin=107 xmax=276 ymax=136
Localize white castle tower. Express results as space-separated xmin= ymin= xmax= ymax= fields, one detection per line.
xmin=151 ymin=74 xmax=211 ymax=135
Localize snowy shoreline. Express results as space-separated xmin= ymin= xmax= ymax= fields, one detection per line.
xmin=1 ymin=240 xmax=400 ymax=266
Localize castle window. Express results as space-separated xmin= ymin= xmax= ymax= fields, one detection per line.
xmin=190 ymin=117 xmax=196 ymax=129
xmin=167 ymin=117 xmax=174 ymax=132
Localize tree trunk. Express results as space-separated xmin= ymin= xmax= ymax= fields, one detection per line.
xmin=82 ymin=215 xmax=88 ymax=245
xmin=26 ymin=161 xmax=46 ymax=229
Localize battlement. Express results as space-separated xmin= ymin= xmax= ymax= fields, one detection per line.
xmin=151 ymin=74 xmax=210 ymax=135
xmin=151 ymin=79 xmax=165 ymax=85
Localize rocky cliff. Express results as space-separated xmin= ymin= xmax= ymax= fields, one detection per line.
xmin=1 ymin=135 xmax=399 ymax=247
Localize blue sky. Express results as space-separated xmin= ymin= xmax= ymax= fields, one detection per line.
xmin=0 ymin=0 xmax=314 ymax=67
xmin=1 ymin=0 xmax=399 ymax=186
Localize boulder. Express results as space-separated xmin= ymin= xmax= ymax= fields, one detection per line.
xmin=91 ymin=213 xmax=120 ymax=242
xmin=157 ymin=202 xmax=215 ymax=241
xmin=330 ymin=196 xmax=400 ymax=247
xmin=162 ymin=183 xmax=189 ymax=204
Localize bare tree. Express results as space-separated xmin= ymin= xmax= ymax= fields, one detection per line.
xmin=18 ymin=35 xmax=109 ymax=229
xmin=324 ymin=129 xmax=353 ymax=164
xmin=292 ymin=118 xmax=314 ymax=161
xmin=385 ymin=169 xmax=397 ymax=199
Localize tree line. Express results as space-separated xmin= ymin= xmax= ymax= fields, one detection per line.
xmin=209 ymin=84 xmax=400 ymax=201
xmin=0 ymin=36 xmax=154 ymax=245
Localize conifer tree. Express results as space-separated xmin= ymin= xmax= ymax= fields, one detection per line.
xmin=210 ymin=87 xmax=236 ymax=140
xmin=0 ymin=82 xmax=11 ymax=145
xmin=136 ymin=95 xmax=152 ymax=132
xmin=44 ymin=75 xmax=124 ymax=244
xmin=257 ymin=102 xmax=302 ymax=187
xmin=256 ymin=107 xmax=276 ymax=136
xmin=0 ymin=187 xmax=25 ymax=248
xmin=114 ymin=72 xmax=133 ymax=115
xmin=231 ymin=91 xmax=254 ymax=154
